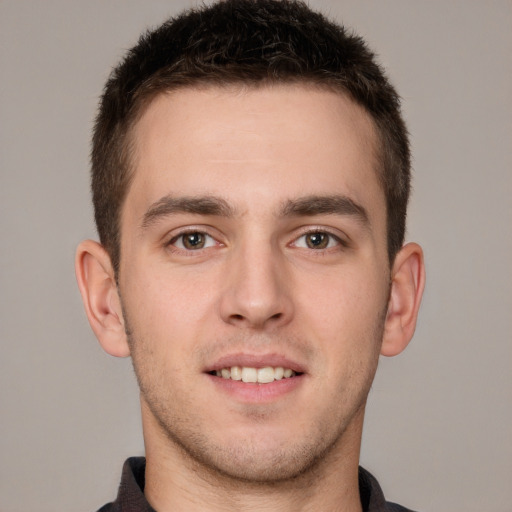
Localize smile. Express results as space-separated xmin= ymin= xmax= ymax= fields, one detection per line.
xmin=212 ymin=366 xmax=299 ymax=384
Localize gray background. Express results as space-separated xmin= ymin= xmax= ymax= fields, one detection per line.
xmin=1 ymin=1 xmax=511 ymax=511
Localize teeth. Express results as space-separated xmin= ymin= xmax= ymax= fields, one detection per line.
xmin=257 ymin=367 xmax=275 ymax=384
xmin=230 ymin=366 xmax=242 ymax=380
xmin=215 ymin=366 xmax=297 ymax=383
xmin=241 ymin=367 xmax=257 ymax=383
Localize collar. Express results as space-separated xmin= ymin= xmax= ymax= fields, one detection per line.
xmin=100 ymin=457 xmax=415 ymax=512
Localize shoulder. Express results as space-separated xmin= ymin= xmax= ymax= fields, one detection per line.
xmin=96 ymin=504 xmax=115 ymax=512
xmin=359 ymin=466 xmax=418 ymax=512
xmin=96 ymin=457 xmax=154 ymax=512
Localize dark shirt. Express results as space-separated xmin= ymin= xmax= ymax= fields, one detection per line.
xmin=98 ymin=457 xmax=416 ymax=512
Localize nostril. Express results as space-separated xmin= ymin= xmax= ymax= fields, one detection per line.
xmin=228 ymin=311 xmax=284 ymax=325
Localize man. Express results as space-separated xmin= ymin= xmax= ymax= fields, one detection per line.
xmin=75 ymin=0 xmax=425 ymax=510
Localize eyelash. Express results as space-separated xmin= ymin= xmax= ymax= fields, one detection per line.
xmin=166 ymin=227 xmax=347 ymax=254
xmin=291 ymin=229 xmax=347 ymax=251
xmin=167 ymin=229 xmax=219 ymax=253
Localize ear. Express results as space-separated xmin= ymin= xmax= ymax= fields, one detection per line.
xmin=381 ymin=242 xmax=425 ymax=357
xmin=75 ymin=240 xmax=130 ymax=357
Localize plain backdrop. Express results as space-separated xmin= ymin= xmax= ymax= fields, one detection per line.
xmin=1 ymin=1 xmax=511 ymax=511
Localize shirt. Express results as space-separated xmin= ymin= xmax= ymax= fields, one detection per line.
xmin=98 ymin=457 xmax=417 ymax=512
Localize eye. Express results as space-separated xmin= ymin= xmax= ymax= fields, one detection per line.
xmin=293 ymin=231 xmax=341 ymax=250
xmin=170 ymin=231 xmax=217 ymax=250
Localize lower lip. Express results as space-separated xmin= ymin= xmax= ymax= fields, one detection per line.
xmin=206 ymin=373 xmax=305 ymax=402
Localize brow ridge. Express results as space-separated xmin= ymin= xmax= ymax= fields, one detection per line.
xmin=140 ymin=193 xmax=369 ymax=232
xmin=141 ymin=195 xmax=235 ymax=230
xmin=280 ymin=195 xmax=369 ymax=224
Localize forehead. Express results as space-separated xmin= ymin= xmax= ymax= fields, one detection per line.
xmin=125 ymin=84 xmax=384 ymax=222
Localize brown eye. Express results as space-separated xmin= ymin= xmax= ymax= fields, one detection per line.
xmin=183 ymin=232 xmax=205 ymax=249
xmin=172 ymin=232 xmax=215 ymax=250
xmin=292 ymin=231 xmax=341 ymax=250
xmin=305 ymin=232 xmax=329 ymax=249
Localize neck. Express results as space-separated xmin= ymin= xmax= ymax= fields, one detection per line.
xmin=142 ymin=406 xmax=365 ymax=512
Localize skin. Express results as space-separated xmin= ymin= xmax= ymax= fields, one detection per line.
xmin=76 ymin=84 xmax=425 ymax=511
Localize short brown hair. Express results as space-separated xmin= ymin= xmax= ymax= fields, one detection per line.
xmin=91 ymin=0 xmax=410 ymax=275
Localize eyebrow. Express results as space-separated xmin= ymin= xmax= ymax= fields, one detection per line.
xmin=140 ymin=193 xmax=369 ymax=232
xmin=141 ymin=195 xmax=236 ymax=230
xmin=280 ymin=195 xmax=369 ymax=225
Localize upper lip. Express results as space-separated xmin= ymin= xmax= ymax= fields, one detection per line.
xmin=204 ymin=353 xmax=307 ymax=374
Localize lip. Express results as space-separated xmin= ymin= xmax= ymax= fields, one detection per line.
xmin=203 ymin=352 xmax=307 ymax=374
xmin=203 ymin=352 xmax=307 ymax=403
xmin=206 ymin=372 xmax=305 ymax=402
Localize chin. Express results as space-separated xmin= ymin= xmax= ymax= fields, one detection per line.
xmin=196 ymin=443 xmax=325 ymax=484
xmin=165 ymin=421 xmax=344 ymax=485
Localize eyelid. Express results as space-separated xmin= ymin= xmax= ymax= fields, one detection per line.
xmin=290 ymin=226 xmax=349 ymax=248
xmin=163 ymin=224 xmax=349 ymax=254
xmin=172 ymin=232 xmax=216 ymax=250
xmin=165 ymin=226 xmax=224 ymax=252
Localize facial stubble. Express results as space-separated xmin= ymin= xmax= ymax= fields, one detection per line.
xmin=122 ymin=298 xmax=388 ymax=488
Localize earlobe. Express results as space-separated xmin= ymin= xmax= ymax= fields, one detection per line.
xmin=75 ymin=240 xmax=130 ymax=358
xmin=381 ymin=242 xmax=425 ymax=357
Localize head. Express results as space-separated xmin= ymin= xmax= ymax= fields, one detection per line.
xmin=77 ymin=0 xmax=424 ymax=493
xmin=91 ymin=0 xmax=410 ymax=278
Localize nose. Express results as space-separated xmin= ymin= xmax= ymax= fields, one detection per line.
xmin=219 ymin=243 xmax=294 ymax=330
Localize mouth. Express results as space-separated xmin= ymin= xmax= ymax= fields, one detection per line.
xmin=204 ymin=355 xmax=306 ymax=402
xmin=208 ymin=366 xmax=301 ymax=384
xmin=204 ymin=353 xmax=306 ymax=392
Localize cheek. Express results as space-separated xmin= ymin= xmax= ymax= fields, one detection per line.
xmin=121 ymin=264 xmax=219 ymax=361
xmin=122 ymin=281 xmax=194 ymax=398
xmin=297 ymin=264 xmax=388 ymax=326
xmin=295 ymin=266 xmax=389 ymax=362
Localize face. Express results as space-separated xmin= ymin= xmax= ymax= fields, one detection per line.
xmin=118 ymin=85 xmax=391 ymax=482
